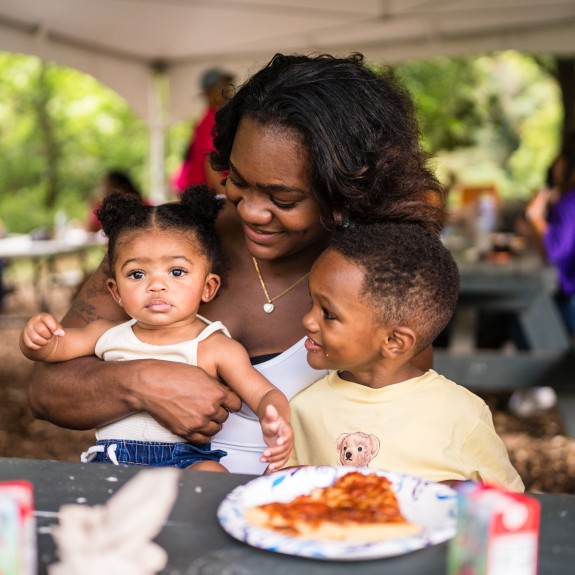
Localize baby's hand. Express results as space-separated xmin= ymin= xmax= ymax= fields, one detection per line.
xmin=20 ymin=312 xmax=65 ymax=353
xmin=260 ymin=404 xmax=294 ymax=473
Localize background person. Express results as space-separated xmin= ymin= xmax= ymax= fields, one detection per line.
xmin=171 ymin=68 xmax=235 ymax=196
xmin=0 ymin=217 xmax=10 ymax=312
xmin=525 ymin=131 xmax=575 ymax=335
xmin=87 ymin=169 xmax=144 ymax=232
xmin=28 ymin=53 xmax=445 ymax=475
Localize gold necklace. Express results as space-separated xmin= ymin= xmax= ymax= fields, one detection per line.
xmin=252 ymin=257 xmax=310 ymax=314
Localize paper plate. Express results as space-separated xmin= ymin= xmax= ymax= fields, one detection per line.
xmin=217 ymin=466 xmax=457 ymax=560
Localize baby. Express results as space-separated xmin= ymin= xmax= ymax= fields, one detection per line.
xmin=20 ymin=186 xmax=292 ymax=473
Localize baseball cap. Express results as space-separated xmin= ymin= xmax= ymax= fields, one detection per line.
xmin=201 ymin=68 xmax=235 ymax=91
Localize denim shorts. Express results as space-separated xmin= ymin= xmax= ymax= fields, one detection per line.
xmin=81 ymin=439 xmax=227 ymax=469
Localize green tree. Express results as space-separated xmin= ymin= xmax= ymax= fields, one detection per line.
xmin=395 ymin=51 xmax=562 ymax=200
xmin=0 ymin=52 xmax=148 ymax=234
xmin=394 ymin=57 xmax=484 ymax=153
xmin=0 ymin=50 xmax=566 ymax=234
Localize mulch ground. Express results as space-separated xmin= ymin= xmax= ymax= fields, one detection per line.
xmin=1 ymin=287 xmax=574 ymax=493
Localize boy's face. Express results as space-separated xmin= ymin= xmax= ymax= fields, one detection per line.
xmin=107 ymin=229 xmax=220 ymax=330
xmin=302 ymin=249 xmax=389 ymax=376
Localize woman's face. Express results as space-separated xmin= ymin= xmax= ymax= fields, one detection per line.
xmin=225 ymin=117 xmax=329 ymax=261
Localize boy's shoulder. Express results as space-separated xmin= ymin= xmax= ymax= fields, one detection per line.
xmin=290 ymin=372 xmax=332 ymax=404
xmin=417 ymin=370 xmax=488 ymax=413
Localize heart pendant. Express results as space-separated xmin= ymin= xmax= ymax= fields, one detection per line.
xmin=263 ymin=302 xmax=275 ymax=314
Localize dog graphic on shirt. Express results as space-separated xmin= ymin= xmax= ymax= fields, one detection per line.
xmin=336 ymin=432 xmax=380 ymax=467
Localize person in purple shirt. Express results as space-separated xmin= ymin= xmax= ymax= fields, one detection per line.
xmin=526 ymin=132 xmax=575 ymax=334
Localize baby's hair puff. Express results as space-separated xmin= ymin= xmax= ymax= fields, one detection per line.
xmin=97 ymin=185 xmax=224 ymax=275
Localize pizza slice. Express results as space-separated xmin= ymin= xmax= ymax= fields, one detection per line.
xmin=245 ymin=470 xmax=421 ymax=542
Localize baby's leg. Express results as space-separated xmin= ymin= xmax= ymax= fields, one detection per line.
xmin=188 ymin=460 xmax=228 ymax=472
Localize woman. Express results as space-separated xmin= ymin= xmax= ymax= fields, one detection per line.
xmin=526 ymin=132 xmax=575 ymax=335
xmin=28 ymin=53 xmax=444 ymax=474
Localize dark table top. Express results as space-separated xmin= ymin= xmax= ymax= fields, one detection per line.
xmin=0 ymin=457 xmax=573 ymax=575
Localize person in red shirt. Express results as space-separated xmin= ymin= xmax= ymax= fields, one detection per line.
xmin=172 ymin=68 xmax=235 ymax=196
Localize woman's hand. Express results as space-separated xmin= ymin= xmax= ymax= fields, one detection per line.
xmin=133 ymin=359 xmax=242 ymax=443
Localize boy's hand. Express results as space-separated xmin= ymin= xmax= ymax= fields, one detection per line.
xmin=260 ymin=404 xmax=294 ymax=473
xmin=20 ymin=313 xmax=65 ymax=353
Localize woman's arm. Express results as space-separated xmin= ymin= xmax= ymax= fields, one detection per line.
xmin=525 ymin=187 xmax=552 ymax=238
xmin=28 ymin=259 xmax=242 ymax=442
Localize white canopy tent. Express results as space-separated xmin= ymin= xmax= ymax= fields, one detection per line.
xmin=1 ymin=0 xmax=574 ymax=199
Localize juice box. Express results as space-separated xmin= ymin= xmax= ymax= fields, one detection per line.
xmin=447 ymin=482 xmax=540 ymax=575
xmin=0 ymin=481 xmax=36 ymax=575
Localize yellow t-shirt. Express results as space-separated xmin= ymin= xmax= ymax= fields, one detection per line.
xmin=288 ymin=370 xmax=524 ymax=492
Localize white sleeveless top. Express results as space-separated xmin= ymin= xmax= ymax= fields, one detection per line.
xmin=212 ymin=337 xmax=327 ymax=475
xmin=94 ymin=316 xmax=231 ymax=443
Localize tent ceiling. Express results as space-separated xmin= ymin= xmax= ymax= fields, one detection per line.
xmin=1 ymin=0 xmax=574 ymax=122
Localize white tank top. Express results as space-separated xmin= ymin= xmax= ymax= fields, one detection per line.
xmin=94 ymin=316 xmax=231 ymax=443
xmin=212 ymin=337 xmax=327 ymax=475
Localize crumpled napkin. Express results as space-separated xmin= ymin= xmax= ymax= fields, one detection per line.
xmin=48 ymin=467 xmax=181 ymax=575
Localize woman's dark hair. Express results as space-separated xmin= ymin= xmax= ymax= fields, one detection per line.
xmin=212 ymin=53 xmax=444 ymax=233
xmin=330 ymin=221 xmax=459 ymax=353
xmin=96 ymin=185 xmax=224 ymax=274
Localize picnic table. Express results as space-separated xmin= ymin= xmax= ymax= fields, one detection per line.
xmin=0 ymin=457 xmax=573 ymax=575
xmin=435 ymin=249 xmax=575 ymax=392
xmin=0 ymin=231 xmax=105 ymax=311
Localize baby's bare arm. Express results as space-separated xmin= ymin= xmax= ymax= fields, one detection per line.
xmin=20 ymin=313 xmax=65 ymax=360
xmin=210 ymin=336 xmax=293 ymax=470
xmin=20 ymin=312 xmax=113 ymax=362
xmin=209 ymin=335 xmax=290 ymax=421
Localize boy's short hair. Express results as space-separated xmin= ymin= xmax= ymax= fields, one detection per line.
xmin=330 ymin=221 xmax=459 ymax=354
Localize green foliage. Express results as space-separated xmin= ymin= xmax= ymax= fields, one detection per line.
xmin=395 ymin=51 xmax=562 ymax=201
xmin=0 ymin=52 xmax=148 ymax=234
xmin=395 ymin=57 xmax=484 ymax=152
xmin=0 ymin=50 xmax=566 ymax=235
xmin=165 ymin=119 xmax=193 ymax=185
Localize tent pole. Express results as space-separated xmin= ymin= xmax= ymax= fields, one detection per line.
xmin=148 ymin=66 xmax=169 ymax=204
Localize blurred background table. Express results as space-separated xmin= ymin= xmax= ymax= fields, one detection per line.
xmin=0 ymin=457 xmax=573 ymax=575
xmin=435 ymin=249 xmax=575 ymax=392
xmin=0 ymin=231 xmax=105 ymax=312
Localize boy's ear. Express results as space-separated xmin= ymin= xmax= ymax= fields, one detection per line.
xmin=202 ymin=273 xmax=221 ymax=303
xmin=380 ymin=325 xmax=417 ymax=358
xmin=106 ymin=278 xmax=122 ymax=307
